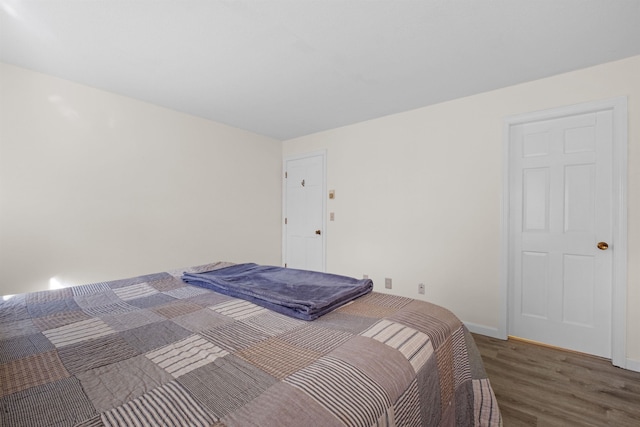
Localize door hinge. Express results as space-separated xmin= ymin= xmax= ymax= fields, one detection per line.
xmin=284 ymin=218 xmax=287 ymax=225
xmin=285 ymin=171 xmax=287 ymax=178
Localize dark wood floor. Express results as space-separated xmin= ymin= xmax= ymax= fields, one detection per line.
xmin=472 ymin=334 xmax=640 ymax=426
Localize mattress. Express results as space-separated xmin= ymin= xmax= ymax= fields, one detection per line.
xmin=0 ymin=261 xmax=501 ymax=426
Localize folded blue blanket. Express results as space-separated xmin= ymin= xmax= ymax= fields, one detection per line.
xmin=181 ymin=263 xmax=373 ymax=320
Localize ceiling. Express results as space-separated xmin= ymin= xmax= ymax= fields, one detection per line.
xmin=1 ymin=1 xmax=639 ymax=140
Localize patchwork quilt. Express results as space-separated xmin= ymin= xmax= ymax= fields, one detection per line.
xmin=0 ymin=262 xmax=501 ymax=426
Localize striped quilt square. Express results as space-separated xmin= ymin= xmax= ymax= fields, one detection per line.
xmin=277 ymin=324 xmax=352 ymax=354
xmin=145 ymin=334 xmax=228 ymax=378
xmin=388 ymin=300 xmax=461 ymax=348
xmin=393 ymin=379 xmax=422 ymax=427
xmin=107 ymin=272 xmax=169 ymax=289
xmin=285 ymin=356 xmax=392 ymax=427
xmin=32 ymin=310 xmax=91 ymax=331
xmin=163 ymin=285 xmax=210 ymax=299
xmin=57 ymin=334 xmax=140 ymax=374
xmin=210 ymin=299 xmax=268 ymax=320
xmin=177 ymin=355 xmax=277 ymax=419
xmin=356 ymin=292 xmax=414 ymax=309
xmin=74 ymin=290 xmax=138 ymax=316
xmin=329 ymin=336 xmax=416 ymax=404
xmin=362 ymin=320 xmax=434 ymax=372
xmin=72 ymin=282 xmax=111 ymax=296
xmin=81 ymin=301 xmax=138 ymax=316
xmin=26 ymin=288 xmax=73 ymax=304
xmin=199 ymin=321 xmax=269 ymax=352
xmin=473 ymin=378 xmax=502 ymax=426
xmin=451 ymin=327 xmax=472 ymax=388
xmin=336 ymin=301 xmax=400 ymax=319
xmin=0 ymin=333 xmax=55 ymax=363
xmin=43 ymin=318 xmax=115 ymax=348
xmin=101 ymin=381 xmax=215 ymax=427
xmin=147 ymin=275 xmax=186 ymax=292
xmin=312 ymin=311 xmax=378 ymax=334
xmin=236 ymin=337 xmax=321 ymax=380
xmin=222 ymin=381 xmax=343 ymax=427
xmin=0 ymin=350 xmax=69 ymax=397
xmin=0 ymin=376 xmax=96 ymax=427
xmin=241 ymin=312 xmax=305 ymax=336
xmin=436 ymin=335 xmax=455 ymax=416
xmin=152 ymin=300 xmax=204 ymax=319
xmin=416 ymin=352 xmax=442 ymax=425
xmin=112 ymin=282 xmax=157 ymax=300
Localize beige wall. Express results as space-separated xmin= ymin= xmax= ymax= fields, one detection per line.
xmin=0 ymin=63 xmax=283 ymax=296
xmin=2 ymin=56 xmax=638 ymax=364
xmin=283 ymin=55 xmax=640 ymax=363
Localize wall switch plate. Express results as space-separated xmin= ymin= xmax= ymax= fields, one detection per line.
xmin=418 ymin=283 xmax=425 ymax=295
xmin=385 ymin=278 xmax=392 ymax=289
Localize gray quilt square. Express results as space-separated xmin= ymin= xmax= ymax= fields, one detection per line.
xmin=0 ymin=318 xmax=38 ymax=339
xmin=76 ymin=354 xmax=173 ymax=413
xmin=126 ymin=293 xmax=176 ymax=309
xmin=185 ymin=292 xmax=234 ymax=308
xmin=0 ymin=333 xmax=55 ymax=363
xmin=26 ymin=298 xmax=81 ymax=318
xmin=120 ymin=319 xmax=192 ymax=353
xmin=172 ymin=308 xmax=232 ymax=333
xmin=0 ymin=294 xmax=29 ymax=323
xmin=100 ymin=308 xmax=165 ymax=332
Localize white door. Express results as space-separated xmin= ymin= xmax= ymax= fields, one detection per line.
xmin=283 ymin=152 xmax=325 ymax=272
xmin=509 ymin=110 xmax=613 ymax=358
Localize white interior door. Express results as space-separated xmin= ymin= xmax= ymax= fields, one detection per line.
xmin=509 ymin=110 xmax=614 ymax=358
xmin=283 ymin=152 xmax=325 ymax=272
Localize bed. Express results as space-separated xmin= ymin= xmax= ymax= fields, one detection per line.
xmin=0 ymin=261 xmax=501 ymax=426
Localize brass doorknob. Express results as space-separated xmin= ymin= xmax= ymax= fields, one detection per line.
xmin=597 ymin=242 xmax=609 ymax=250
xmin=315 ymin=230 xmax=321 ymax=235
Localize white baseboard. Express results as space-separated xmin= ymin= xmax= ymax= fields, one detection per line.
xmin=625 ymin=358 xmax=640 ymax=373
xmin=463 ymin=322 xmax=503 ymax=340
xmin=464 ymin=320 xmax=640 ymax=373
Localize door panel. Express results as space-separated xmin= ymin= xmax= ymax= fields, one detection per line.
xmin=284 ymin=153 xmax=325 ymax=272
xmin=510 ymin=110 xmax=613 ymax=358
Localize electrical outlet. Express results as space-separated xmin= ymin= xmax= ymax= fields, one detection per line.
xmin=418 ymin=283 xmax=425 ymax=295
xmin=385 ymin=278 xmax=392 ymax=289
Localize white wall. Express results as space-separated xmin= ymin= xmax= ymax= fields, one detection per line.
xmin=0 ymin=63 xmax=282 ymax=296
xmin=283 ymin=55 xmax=640 ymax=363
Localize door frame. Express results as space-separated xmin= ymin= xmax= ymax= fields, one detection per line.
xmin=282 ymin=150 xmax=327 ymax=272
xmin=500 ymin=97 xmax=628 ymax=368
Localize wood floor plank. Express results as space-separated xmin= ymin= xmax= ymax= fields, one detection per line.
xmin=473 ymin=334 xmax=640 ymax=426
